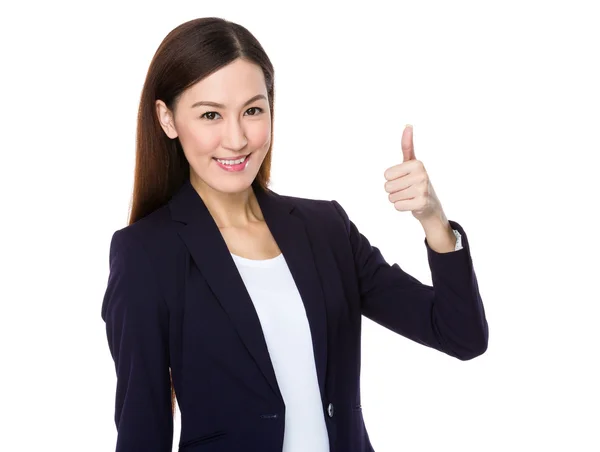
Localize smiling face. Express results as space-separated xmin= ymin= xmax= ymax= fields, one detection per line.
xmin=156 ymin=58 xmax=272 ymax=195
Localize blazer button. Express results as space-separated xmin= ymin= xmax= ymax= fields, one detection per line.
xmin=327 ymin=403 xmax=334 ymax=418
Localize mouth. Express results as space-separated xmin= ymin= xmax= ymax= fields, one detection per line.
xmin=212 ymin=153 xmax=249 ymax=164
xmin=212 ymin=153 xmax=251 ymax=172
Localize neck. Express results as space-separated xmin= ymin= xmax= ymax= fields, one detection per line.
xmin=190 ymin=176 xmax=263 ymax=228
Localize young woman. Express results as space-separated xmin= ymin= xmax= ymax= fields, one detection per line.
xmin=101 ymin=16 xmax=488 ymax=452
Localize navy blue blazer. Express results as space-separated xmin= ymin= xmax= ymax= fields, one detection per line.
xmin=101 ymin=178 xmax=488 ymax=452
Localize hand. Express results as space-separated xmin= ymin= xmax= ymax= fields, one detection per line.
xmin=383 ymin=125 xmax=444 ymax=222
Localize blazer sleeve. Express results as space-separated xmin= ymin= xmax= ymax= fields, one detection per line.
xmin=100 ymin=229 xmax=173 ymax=451
xmin=331 ymin=200 xmax=488 ymax=361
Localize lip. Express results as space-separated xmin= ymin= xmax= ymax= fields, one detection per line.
xmin=213 ymin=153 xmax=251 ymax=172
xmin=213 ymin=153 xmax=250 ymax=161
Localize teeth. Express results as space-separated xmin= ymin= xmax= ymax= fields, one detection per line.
xmin=216 ymin=155 xmax=247 ymax=165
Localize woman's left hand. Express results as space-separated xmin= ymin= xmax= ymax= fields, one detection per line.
xmin=383 ymin=125 xmax=444 ymax=223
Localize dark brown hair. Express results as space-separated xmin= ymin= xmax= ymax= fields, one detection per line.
xmin=126 ymin=17 xmax=276 ymax=419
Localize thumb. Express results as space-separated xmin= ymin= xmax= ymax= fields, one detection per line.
xmin=402 ymin=124 xmax=415 ymax=162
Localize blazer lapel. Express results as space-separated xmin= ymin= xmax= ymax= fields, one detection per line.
xmin=168 ymin=179 xmax=328 ymax=403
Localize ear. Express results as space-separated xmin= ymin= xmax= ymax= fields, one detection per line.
xmin=155 ymin=99 xmax=179 ymax=139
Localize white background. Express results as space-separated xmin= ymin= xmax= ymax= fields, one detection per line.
xmin=2 ymin=1 xmax=599 ymax=451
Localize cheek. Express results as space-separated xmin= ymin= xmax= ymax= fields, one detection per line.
xmin=250 ymin=123 xmax=271 ymax=149
xmin=179 ymin=126 xmax=220 ymax=157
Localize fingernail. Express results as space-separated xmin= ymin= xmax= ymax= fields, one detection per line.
xmin=405 ymin=124 xmax=413 ymax=128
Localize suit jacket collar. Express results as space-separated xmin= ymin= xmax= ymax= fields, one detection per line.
xmin=168 ymin=179 xmax=328 ymax=403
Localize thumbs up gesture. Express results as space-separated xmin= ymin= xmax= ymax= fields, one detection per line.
xmin=383 ymin=125 xmax=444 ymax=223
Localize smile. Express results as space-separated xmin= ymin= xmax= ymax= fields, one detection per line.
xmin=212 ymin=154 xmax=251 ymax=172
xmin=214 ymin=155 xmax=248 ymax=165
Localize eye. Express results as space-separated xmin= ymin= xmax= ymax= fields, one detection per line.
xmin=200 ymin=111 xmax=220 ymax=121
xmin=200 ymin=107 xmax=264 ymax=121
xmin=245 ymin=107 xmax=263 ymax=116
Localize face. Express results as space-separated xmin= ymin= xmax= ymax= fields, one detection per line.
xmin=156 ymin=58 xmax=271 ymax=195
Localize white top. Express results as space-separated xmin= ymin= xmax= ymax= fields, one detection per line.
xmin=230 ymin=252 xmax=330 ymax=452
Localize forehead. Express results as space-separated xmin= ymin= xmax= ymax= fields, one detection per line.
xmin=182 ymin=59 xmax=267 ymax=107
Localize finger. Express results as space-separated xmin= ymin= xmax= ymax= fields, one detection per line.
xmin=389 ymin=185 xmax=419 ymax=202
xmin=402 ymin=124 xmax=415 ymax=162
xmin=393 ymin=197 xmax=422 ymax=212
xmin=384 ymin=162 xmax=410 ymax=181
xmin=384 ymin=173 xmax=422 ymax=193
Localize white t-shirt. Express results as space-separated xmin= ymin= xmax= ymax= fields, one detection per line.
xmin=230 ymin=252 xmax=330 ymax=452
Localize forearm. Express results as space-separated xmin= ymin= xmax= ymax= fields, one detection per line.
xmin=420 ymin=211 xmax=456 ymax=253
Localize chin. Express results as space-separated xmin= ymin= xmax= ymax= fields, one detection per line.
xmin=202 ymin=175 xmax=257 ymax=195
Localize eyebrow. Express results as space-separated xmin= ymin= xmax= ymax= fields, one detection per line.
xmin=190 ymin=94 xmax=267 ymax=109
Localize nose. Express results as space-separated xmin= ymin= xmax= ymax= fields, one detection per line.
xmin=221 ymin=117 xmax=248 ymax=151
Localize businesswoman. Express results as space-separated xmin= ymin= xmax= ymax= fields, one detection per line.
xmin=101 ymin=17 xmax=488 ymax=452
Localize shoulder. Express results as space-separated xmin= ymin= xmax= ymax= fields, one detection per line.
xmin=272 ymin=190 xmax=351 ymax=236
xmin=110 ymin=203 xmax=168 ymax=242
xmin=107 ymin=204 xmax=180 ymax=265
xmin=104 ymin=204 xmax=185 ymax=305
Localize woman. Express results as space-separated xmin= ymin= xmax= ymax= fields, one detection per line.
xmin=100 ymin=17 xmax=488 ymax=452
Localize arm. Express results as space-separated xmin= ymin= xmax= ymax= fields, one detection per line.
xmin=101 ymin=230 xmax=173 ymax=451
xmin=331 ymin=200 xmax=488 ymax=361
xmin=419 ymin=210 xmax=462 ymax=253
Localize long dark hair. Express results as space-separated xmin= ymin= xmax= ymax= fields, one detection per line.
xmin=127 ymin=17 xmax=276 ymax=418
